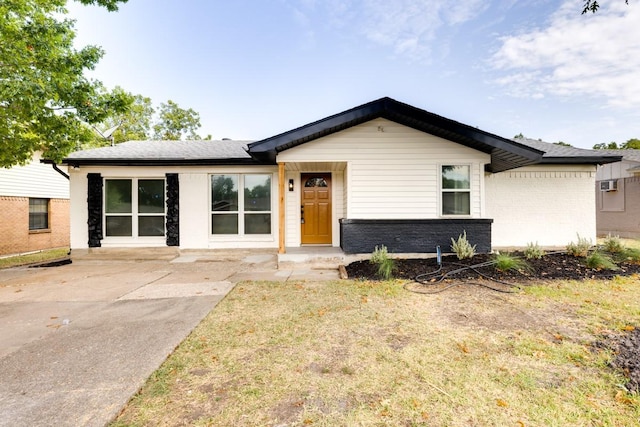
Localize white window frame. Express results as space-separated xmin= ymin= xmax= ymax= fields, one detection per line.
xmin=103 ymin=177 xmax=166 ymax=242
xmin=440 ymin=164 xmax=472 ymax=217
xmin=209 ymin=173 xmax=273 ymax=236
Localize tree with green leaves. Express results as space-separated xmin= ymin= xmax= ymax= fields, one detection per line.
xmin=593 ymin=142 xmax=619 ymax=149
xmin=593 ymin=139 xmax=640 ymax=149
xmin=621 ymin=138 xmax=640 ymax=149
xmin=87 ymin=92 xmax=213 ymax=147
xmin=583 ymin=0 xmax=631 ymax=14
xmin=87 ymin=88 xmax=155 ymax=147
xmin=0 ymin=0 xmax=131 ymax=167
xmin=153 ymin=100 xmax=205 ymax=140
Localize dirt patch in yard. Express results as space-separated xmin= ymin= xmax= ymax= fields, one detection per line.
xmin=346 ymin=251 xmax=640 ymax=395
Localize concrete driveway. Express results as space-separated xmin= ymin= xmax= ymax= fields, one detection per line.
xmin=0 ymin=249 xmax=320 ymax=427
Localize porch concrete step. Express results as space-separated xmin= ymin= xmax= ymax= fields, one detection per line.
xmin=277 ymin=249 xmax=346 ymax=270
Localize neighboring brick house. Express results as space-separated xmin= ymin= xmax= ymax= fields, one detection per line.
xmin=595 ymin=149 xmax=640 ymax=238
xmin=0 ymin=152 xmax=70 ymax=256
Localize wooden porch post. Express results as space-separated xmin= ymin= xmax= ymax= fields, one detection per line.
xmin=278 ymin=162 xmax=286 ymax=254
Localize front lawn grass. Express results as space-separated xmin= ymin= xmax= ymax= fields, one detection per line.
xmin=0 ymin=247 xmax=69 ymax=270
xmin=112 ymin=276 xmax=640 ymax=426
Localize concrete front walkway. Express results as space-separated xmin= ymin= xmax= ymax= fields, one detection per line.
xmin=0 ymin=249 xmax=339 ymax=427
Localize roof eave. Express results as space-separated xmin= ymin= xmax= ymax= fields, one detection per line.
xmin=62 ymin=158 xmax=260 ymax=167
xmin=539 ymin=155 xmax=623 ymax=165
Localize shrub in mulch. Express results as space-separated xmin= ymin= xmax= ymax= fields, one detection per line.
xmin=345 ymin=251 xmax=640 ymax=282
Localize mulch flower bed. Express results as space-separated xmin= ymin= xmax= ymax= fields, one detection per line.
xmin=345 ymin=251 xmax=640 ymax=282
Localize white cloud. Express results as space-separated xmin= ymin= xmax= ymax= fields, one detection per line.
xmin=291 ymin=0 xmax=489 ymax=62
xmin=491 ymin=1 xmax=640 ymax=108
xmin=361 ymin=0 xmax=489 ymax=61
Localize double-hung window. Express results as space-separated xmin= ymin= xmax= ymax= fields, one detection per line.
xmin=104 ymin=179 xmax=166 ymax=237
xmin=210 ymin=174 xmax=272 ymax=235
xmin=29 ymin=198 xmax=49 ymax=230
xmin=441 ymin=165 xmax=471 ymax=216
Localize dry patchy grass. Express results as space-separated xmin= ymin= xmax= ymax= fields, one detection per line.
xmin=112 ymin=276 xmax=640 ymax=427
xmin=0 ymin=247 xmax=69 ymax=270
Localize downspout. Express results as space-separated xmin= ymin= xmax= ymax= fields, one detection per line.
xmin=41 ymin=159 xmax=70 ymax=180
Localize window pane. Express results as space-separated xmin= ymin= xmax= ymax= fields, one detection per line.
xmin=106 ymin=216 xmax=132 ymax=236
xmin=212 ymin=214 xmax=238 ymax=234
xmin=29 ymin=198 xmax=48 ymax=212
xmin=305 ymin=177 xmax=327 ymax=187
xmin=442 ymin=166 xmax=470 ymax=189
xmin=244 ymin=175 xmax=271 ymax=212
xmin=29 ymin=199 xmax=49 ymax=230
xmin=105 ymin=180 xmax=132 ymax=213
xmin=442 ymin=192 xmax=470 ymax=215
xmin=138 ymin=180 xmax=165 ymax=213
xmin=29 ymin=213 xmax=48 ymax=230
xmin=211 ymin=175 xmax=238 ymax=212
xmin=138 ymin=216 xmax=165 ymax=236
xmin=245 ymin=213 xmax=271 ymax=234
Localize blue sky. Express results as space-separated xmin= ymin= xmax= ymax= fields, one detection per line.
xmin=67 ymin=0 xmax=640 ymax=148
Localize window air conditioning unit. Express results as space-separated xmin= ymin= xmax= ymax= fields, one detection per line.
xmin=600 ymin=180 xmax=618 ymax=192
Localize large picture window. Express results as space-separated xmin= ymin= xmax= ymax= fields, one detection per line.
xmin=441 ymin=165 xmax=470 ymax=216
xmin=105 ymin=179 xmax=165 ymax=237
xmin=29 ymin=198 xmax=49 ymax=230
xmin=211 ymin=174 xmax=271 ymax=235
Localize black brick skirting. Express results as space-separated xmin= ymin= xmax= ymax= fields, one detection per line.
xmin=339 ymin=218 xmax=493 ymax=254
xmin=166 ymin=173 xmax=179 ymax=246
xmin=87 ymin=173 xmax=103 ymax=248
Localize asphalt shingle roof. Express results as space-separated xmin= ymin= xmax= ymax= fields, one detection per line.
xmin=61 ymin=124 xmax=623 ymax=168
xmin=586 ymin=149 xmax=640 ymax=163
xmin=514 ymin=138 xmax=622 ymax=163
xmin=64 ymin=140 xmax=254 ymax=166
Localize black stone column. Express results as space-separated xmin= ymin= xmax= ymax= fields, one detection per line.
xmin=166 ymin=173 xmax=179 ymax=246
xmin=87 ymin=173 xmax=103 ymax=247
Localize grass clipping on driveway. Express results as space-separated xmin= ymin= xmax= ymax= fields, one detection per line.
xmin=113 ymin=276 xmax=640 ymax=426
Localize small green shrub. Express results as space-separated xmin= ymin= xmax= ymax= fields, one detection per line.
xmin=451 ymin=230 xmax=476 ymax=260
xmin=566 ymin=234 xmax=592 ymax=258
xmin=371 ymin=245 xmax=389 ymax=265
xmin=494 ymin=253 xmax=531 ymax=273
xmin=370 ymin=245 xmax=395 ymax=280
xmin=376 ymin=259 xmax=395 ymax=280
xmin=602 ymin=234 xmax=624 ymax=253
xmin=524 ymin=242 xmax=545 ymax=260
xmin=585 ymin=251 xmax=618 ymax=270
xmin=618 ymin=247 xmax=640 ymax=264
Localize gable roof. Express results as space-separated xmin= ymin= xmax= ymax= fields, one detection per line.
xmin=62 ymin=98 xmax=623 ymax=170
xmin=247 ymin=97 xmax=547 ymax=173
xmin=63 ymin=140 xmax=255 ymax=167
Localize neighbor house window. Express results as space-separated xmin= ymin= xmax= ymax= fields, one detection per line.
xmin=104 ymin=179 xmax=165 ymax=237
xmin=441 ymin=165 xmax=470 ymax=215
xmin=211 ymin=174 xmax=271 ymax=235
xmin=29 ymin=198 xmax=49 ymax=230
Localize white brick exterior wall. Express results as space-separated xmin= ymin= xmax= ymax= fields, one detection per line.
xmin=485 ymin=165 xmax=597 ymax=248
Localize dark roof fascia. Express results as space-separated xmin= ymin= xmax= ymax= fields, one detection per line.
xmin=247 ymin=97 xmax=544 ymax=172
xmin=62 ymin=158 xmax=261 ymax=168
xmin=538 ymin=155 xmax=623 ymax=165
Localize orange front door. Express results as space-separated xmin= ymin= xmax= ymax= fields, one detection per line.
xmin=301 ymin=173 xmax=332 ymax=244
